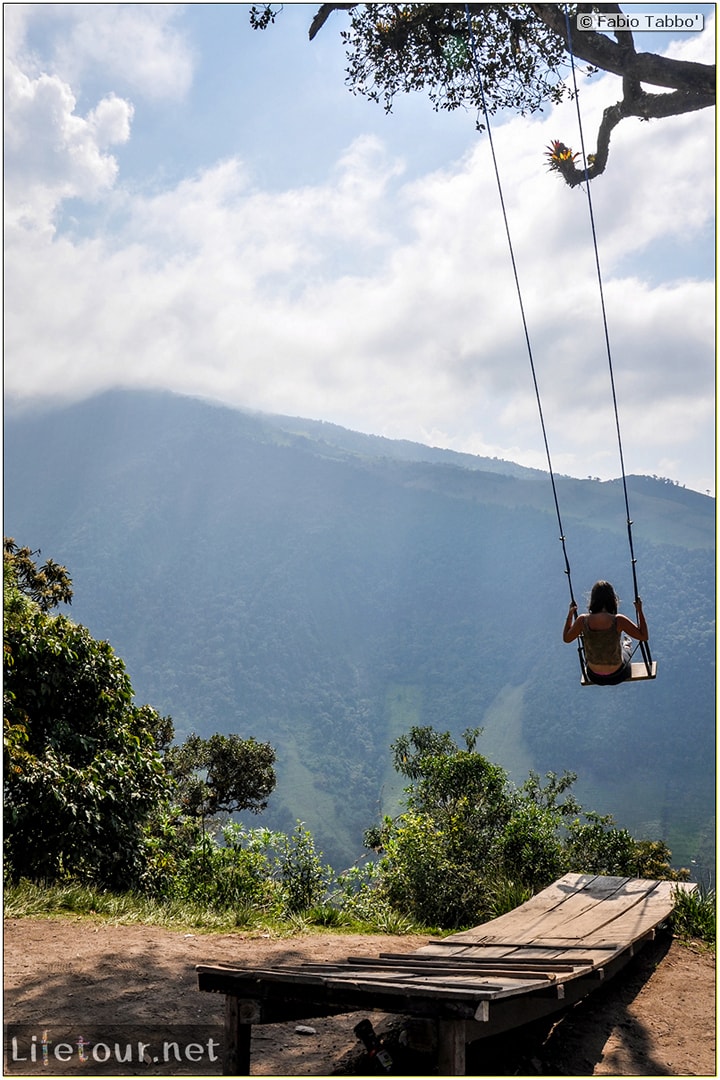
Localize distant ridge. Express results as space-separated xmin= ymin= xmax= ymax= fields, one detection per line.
xmin=4 ymin=389 xmax=715 ymax=874
xmin=261 ymin=411 xmax=547 ymax=480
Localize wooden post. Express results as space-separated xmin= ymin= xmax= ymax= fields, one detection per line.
xmin=437 ymin=1019 xmax=466 ymax=1075
xmin=224 ymin=997 xmax=259 ymax=1075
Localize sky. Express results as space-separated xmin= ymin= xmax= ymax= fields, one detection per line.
xmin=4 ymin=3 xmax=716 ymax=494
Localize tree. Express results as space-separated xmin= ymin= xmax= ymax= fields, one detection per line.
xmin=366 ymin=726 xmax=562 ymax=926
xmin=3 ymin=554 xmax=173 ymax=887
xmin=366 ymin=726 xmax=685 ymax=928
xmin=163 ymin=732 xmax=277 ymax=820
xmin=3 ymin=540 xmax=280 ymax=896
xmin=251 ymin=3 xmax=715 ymax=184
xmin=4 ymin=537 xmax=73 ymax=611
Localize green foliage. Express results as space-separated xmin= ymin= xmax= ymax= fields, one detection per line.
xmin=273 ymin=823 xmax=331 ymax=913
xmin=169 ymin=825 xmax=278 ymax=910
xmin=2 ymin=877 xmax=266 ymax=932
xmin=335 ymin=4 xmax=570 ymax=119
xmin=496 ymin=801 xmax=565 ymax=891
xmin=3 ymin=874 xmax=425 ymax=936
xmin=563 ymin=813 xmax=639 ymax=876
xmin=329 ymin=858 xmax=424 ymax=933
xmin=634 ymin=839 xmax=690 ymax=882
xmin=375 ymin=810 xmax=475 ymax=927
xmin=4 ymin=537 xmax=73 ymax=611
xmin=483 ymin=877 xmax=533 ymax=920
xmin=670 ymin=886 xmax=716 ymax=944
xmin=145 ymin=820 xmax=332 ymax=920
xmin=4 ymin=563 xmax=172 ymax=889
xmin=563 ymin=820 xmax=692 ymax=881
xmin=366 ymin=726 xmax=689 ymax=929
xmin=163 ymin=732 xmax=277 ymax=817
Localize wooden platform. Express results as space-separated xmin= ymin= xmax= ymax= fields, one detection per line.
xmin=197 ymin=873 xmax=692 ymax=1074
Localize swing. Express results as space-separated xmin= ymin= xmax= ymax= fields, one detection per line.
xmin=464 ymin=5 xmax=656 ymax=685
xmin=580 ymin=661 xmax=657 ymax=687
xmin=575 ymin=613 xmax=656 ymax=685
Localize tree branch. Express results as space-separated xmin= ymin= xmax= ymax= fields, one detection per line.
xmin=307 ymin=3 xmax=715 ymax=184
xmin=549 ymin=87 xmax=715 ymax=186
xmin=309 ymin=2 xmax=358 ymax=40
xmin=531 ymin=3 xmax=715 ymax=95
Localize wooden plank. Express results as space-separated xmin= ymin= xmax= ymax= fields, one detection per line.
xmin=417 ymin=942 xmax=526 ymax=961
xmin=316 ymin=962 xmax=556 ymax=982
xmin=440 ymin=873 xmax=588 ymax=938
xmin=321 ymin=973 xmax=512 ymax=995
xmin=456 ymin=944 xmax=616 ymax=956
xmin=198 ymin=966 xmax=489 ymax=1021
xmin=581 ymin=887 xmax=681 ymax=946
xmin=425 ymin=874 xmax=598 ymax=946
xmin=543 ymin=878 xmax=662 ymax=941
xmin=202 ymin=959 xmax=551 ymax=994
xmin=313 ymin=969 xmax=559 ymax=1002
xmin=445 ymin=876 xmax=631 ymax=946
xmin=375 ymin=954 xmax=590 ymax=971
xmin=277 ymin=956 xmax=568 ymax=987
xmin=419 ymin=940 xmax=619 ymax=954
xmin=516 ymin=877 xmax=633 ymax=941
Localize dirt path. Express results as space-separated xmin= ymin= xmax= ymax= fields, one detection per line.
xmin=3 ymin=918 xmax=715 ymax=1075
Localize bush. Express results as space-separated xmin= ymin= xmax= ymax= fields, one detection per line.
xmin=363 ymin=726 xmax=690 ymax=930
xmin=148 ymin=821 xmax=333 ymax=919
xmin=563 ymin=814 xmax=638 ymax=875
xmin=273 ymin=823 xmax=331 ymax=914
xmin=494 ymin=801 xmax=565 ymax=890
xmin=670 ymin=886 xmax=716 ymax=944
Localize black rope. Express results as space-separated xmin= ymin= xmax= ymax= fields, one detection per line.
xmin=563 ymin=8 xmax=653 ymax=674
xmin=463 ymin=8 xmax=582 ymax=672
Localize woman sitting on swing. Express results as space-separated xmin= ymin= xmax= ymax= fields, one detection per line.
xmin=563 ymin=581 xmax=648 ymax=685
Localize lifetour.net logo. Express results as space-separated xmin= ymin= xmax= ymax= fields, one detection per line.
xmin=4 ymin=1025 xmax=224 ymax=1074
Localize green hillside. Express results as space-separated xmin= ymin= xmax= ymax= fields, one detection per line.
xmin=4 ymin=390 xmax=714 ymax=875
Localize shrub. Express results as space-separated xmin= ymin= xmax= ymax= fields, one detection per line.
xmin=670 ymin=886 xmax=716 ymax=944
xmin=273 ymin=823 xmax=331 ymax=914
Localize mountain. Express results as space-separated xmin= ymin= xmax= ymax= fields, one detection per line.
xmin=4 ymin=390 xmax=715 ymax=875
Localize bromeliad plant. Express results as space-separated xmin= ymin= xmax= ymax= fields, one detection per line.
xmin=545 ymin=139 xmax=597 ymax=185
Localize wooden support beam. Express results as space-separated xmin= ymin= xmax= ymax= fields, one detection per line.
xmin=437 ymin=1019 xmax=466 ymax=1075
xmin=223 ymin=997 xmax=258 ymax=1075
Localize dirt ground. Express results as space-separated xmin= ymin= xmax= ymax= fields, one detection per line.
xmin=3 ymin=917 xmax=715 ymax=1076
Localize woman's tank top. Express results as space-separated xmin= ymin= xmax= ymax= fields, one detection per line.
xmin=582 ymin=615 xmax=622 ymax=666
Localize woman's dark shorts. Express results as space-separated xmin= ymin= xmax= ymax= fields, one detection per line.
xmin=585 ymin=659 xmax=632 ymax=685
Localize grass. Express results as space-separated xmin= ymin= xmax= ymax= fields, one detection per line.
xmin=3 ymin=879 xmax=426 ymax=937
xmin=6 ymin=879 xmax=714 ymax=947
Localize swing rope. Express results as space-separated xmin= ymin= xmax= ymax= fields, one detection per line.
xmin=562 ymin=7 xmax=653 ymax=674
xmin=463 ymin=6 xmax=587 ymax=680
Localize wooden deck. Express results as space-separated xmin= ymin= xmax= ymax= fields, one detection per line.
xmin=197 ymin=873 xmax=692 ymax=1074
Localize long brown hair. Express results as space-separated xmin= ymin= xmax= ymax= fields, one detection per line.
xmin=588 ymin=581 xmax=618 ymax=614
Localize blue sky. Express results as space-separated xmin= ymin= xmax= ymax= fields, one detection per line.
xmin=5 ymin=3 xmax=716 ymax=494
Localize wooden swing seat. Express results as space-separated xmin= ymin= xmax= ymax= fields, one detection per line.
xmin=581 ymin=662 xmax=657 ymax=686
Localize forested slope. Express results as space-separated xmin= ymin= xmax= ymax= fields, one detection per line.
xmin=5 ymin=390 xmax=714 ymax=873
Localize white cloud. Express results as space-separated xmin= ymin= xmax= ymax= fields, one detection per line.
xmin=3 ymin=59 xmax=133 ymax=230
xmin=4 ymin=10 xmax=715 ymax=494
xmin=10 ymin=4 xmax=194 ymax=101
